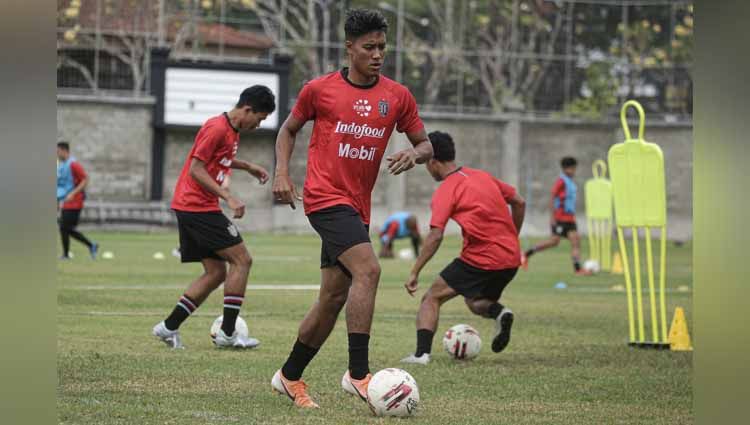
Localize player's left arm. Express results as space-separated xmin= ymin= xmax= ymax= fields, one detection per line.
xmin=404 ymin=226 xmax=444 ymax=296
xmin=230 ymin=159 xmax=269 ymax=184
xmin=386 ymin=129 xmax=433 ymax=175
xmin=64 ymin=162 xmax=88 ymax=202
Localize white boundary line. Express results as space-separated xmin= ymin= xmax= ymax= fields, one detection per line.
xmin=63 ymin=284 xmax=320 ymax=291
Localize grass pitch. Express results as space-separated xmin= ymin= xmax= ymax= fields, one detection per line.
xmin=58 ymin=232 xmax=692 ymax=424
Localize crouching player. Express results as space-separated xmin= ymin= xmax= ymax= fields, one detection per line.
xmin=401 ymin=131 xmax=526 ymax=365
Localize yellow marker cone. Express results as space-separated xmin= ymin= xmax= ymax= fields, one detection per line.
xmin=611 ymin=252 xmax=624 ymax=274
xmin=668 ymin=307 xmax=693 ymax=351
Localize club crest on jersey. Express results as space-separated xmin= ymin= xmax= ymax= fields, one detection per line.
xmin=353 ymin=99 xmax=372 ymax=117
xmin=338 ymin=143 xmax=377 ymax=162
xmin=378 ymin=99 xmax=389 ymax=117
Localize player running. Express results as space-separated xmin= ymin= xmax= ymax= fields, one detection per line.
xmin=378 ymin=211 xmax=421 ymax=258
xmin=56 ymin=141 xmax=98 ymax=260
xmin=400 ymin=131 xmax=526 ymax=365
xmin=152 ymin=86 xmax=275 ymax=349
xmin=521 ymin=156 xmax=591 ymax=275
xmin=271 ymin=9 xmax=433 ymax=409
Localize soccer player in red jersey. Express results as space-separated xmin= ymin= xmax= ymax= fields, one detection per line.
xmin=400 ymin=131 xmax=526 ymax=365
xmin=56 ymin=141 xmax=98 ymax=260
xmin=521 ymin=156 xmax=591 ymax=275
xmin=152 ymin=86 xmax=275 ymax=350
xmin=270 ymin=9 xmax=433 ymax=409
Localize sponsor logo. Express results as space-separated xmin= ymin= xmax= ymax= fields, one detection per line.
xmin=338 ymin=143 xmax=377 ymax=161
xmin=353 ymin=99 xmax=372 ymax=117
xmin=334 ymin=121 xmax=387 ymax=139
xmin=227 ymin=224 xmax=239 ymax=237
xmin=381 ymin=382 xmax=414 ymax=411
xmin=378 ymin=99 xmax=389 ymax=117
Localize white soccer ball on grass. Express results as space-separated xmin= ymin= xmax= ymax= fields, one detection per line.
xmin=583 ymin=259 xmax=601 ymax=273
xmin=443 ymin=324 xmax=482 ymax=360
xmin=367 ymin=368 xmax=420 ymax=417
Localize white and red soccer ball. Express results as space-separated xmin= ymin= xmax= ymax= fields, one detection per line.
xmin=443 ymin=324 xmax=482 ymax=360
xmin=367 ymin=368 xmax=420 ymax=417
xmin=209 ymin=315 xmax=249 ymax=344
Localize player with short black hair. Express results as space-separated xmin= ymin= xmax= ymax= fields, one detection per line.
xmin=270 ymin=8 xmax=433 ymax=409
xmin=401 ymin=131 xmax=526 ymax=365
xmin=152 ymin=85 xmax=275 ymax=349
xmin=56 ymin=141 xmax=98 ymax=260
xmin=521 ymin=156 xmax=591 ymax=275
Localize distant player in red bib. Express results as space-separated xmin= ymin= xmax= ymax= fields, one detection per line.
xmin=152 ymin=86 xmax=276 ymax=350
xmin=400 ymin=131 xmax=526 ymax=365
xmin=270 ymin=9 xmax=433 ymax=409
xmin=521 ymin=156 xmax=591 ymax=275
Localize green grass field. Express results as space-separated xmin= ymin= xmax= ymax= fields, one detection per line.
xmin=58 ymin=232 xmax=692 ymax=424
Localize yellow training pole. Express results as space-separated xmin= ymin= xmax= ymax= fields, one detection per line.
xmin=587 ymin=217 xmax=597 ymax=262
xmin=644 ymin=227 xmax=659 ymax=342
xmin=659 ymin=225 xmax=668 ymax=342
xmin=603 ymin=219 xmax=612 ymax=270
xmin=617 ymin=227 xmax=635 ymax=342
xmin=632 ymin=227 xmax=645 ymax=342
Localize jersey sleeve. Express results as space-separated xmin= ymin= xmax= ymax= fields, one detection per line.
xmin=396 ymin=89 xmax=424 ymax=134
xmin=429 ymin=185 xmax=454 ymax=230
xmin=70 ymin=161 xmax=87 ymax=183
xmin=192 ymin=124 xmax=222 ymax=163
xmin=290 ymin=82 xmax=316 ymax=122
xmin=494 ymin=178 xmax=517 ymax=202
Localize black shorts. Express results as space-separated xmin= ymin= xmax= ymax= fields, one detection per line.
xmin=59 ymin=209 xmax=81 ymax=230
xmin=440 ymin=258 xmax=518 ymax=300
xmin=174 ymin=210 xmax=243 ymax=263
xmin=551 ymin=221 xmax=577 ymax=237
xmin=308 ymin=205 xmax=371 ymax=271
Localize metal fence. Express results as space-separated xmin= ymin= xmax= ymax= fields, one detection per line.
xmin=57 ymin=0 xmax=693 ymax=120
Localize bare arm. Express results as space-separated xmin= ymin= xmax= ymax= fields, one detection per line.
xmin=507 ymin=192 xmax=526 ymax=235
xmin=272 ymin=115 xmax=306 ymax=209
xmin=65 ymin=176 xmax=88 ymax=201
xmin=404 ymin=226 xmax=444 ymax=296
xmin=549 ymin=193 xmax=556 ymax=225
xmin=231 ymin=158 xmax=269 ymax=184
xmin=190 ymin=158 xmax=245 ymax=218
xmin=386 ymin=128 xmax=434 ymax=175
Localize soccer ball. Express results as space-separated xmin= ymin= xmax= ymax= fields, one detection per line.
xmin=367 ymin=368 xmax=420 ymax=417
xmin=398 ymin=248 xmax=415 ymax=260
xmin=583 ymin=259 xmax=601 ymax=273
xmin=443 ymin=324 xmax=482 ymax=360
xmin=210 ymin=315 xmax=249 ymax=344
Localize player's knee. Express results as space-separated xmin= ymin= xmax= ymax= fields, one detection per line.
xmin=354 ymin=261 xmax=381 ymax=285
xmin=207 ymin=266 xmax=227 ymax=284
xmin=323 ymin=289 xmax=349 ymax=311
xmin=229 ymin=250 xmax=252 ymax=269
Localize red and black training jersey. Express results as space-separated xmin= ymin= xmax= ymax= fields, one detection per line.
xmin=291 ymin=68 xmax=424 ymax=224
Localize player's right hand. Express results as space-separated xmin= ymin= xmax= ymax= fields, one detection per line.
xmin=227 ymin=196 xmax=246 ymax=219
xmin=404 ymin=273 xmax=419 ymax=297
xmin=273 ymin=174 xmax=302 ymax=210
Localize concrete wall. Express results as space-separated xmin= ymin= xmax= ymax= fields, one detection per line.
xmin=57 ymin=96 xmax=153 ymax=200
xmin=57 ymin=97 xmax=693 ymax=238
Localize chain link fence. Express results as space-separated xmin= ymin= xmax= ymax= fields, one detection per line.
xmin=58 ymin=0 xmax=692 ymax=120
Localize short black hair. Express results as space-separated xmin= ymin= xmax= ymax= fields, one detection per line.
xmin=428 ymin=131 xmax=456 ymax=162
xmin=345 ymin=9 xmax=388 ymax=41
xmin=57 ymin=141 xmax=70 ymax=151
xmin=236 ymin=85 xmax=276 ymax=113
xmin=561 ymin=156 xmax=577 ymax=168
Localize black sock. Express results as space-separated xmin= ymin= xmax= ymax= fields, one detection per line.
xmin=348 ymin=333 xmax=370 ymax=380
xmin=415 ymin=329 xmax=434 ymax=356
xmin=524 ymin=248 xmax=535 ymax=258
xmin=221 ymin=294 xmax=244 ymax=335
xmin=281 ymin=339 xmax=320 ymax=381
xmin=164 ymin=294 xmax=199 ymax=331
xmin=573 ymin=257 xmax=581 ymax=271
xmin=487 ymin=303 xmax=504 ymax=319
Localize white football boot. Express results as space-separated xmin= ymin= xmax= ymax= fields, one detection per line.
xmin=152 ymin=321 xmax=184 ymax=349
xmin=400 ymin=353 xmax=432 ymax=365
xmin=213 ymin=329 xmax=260 ymax=349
